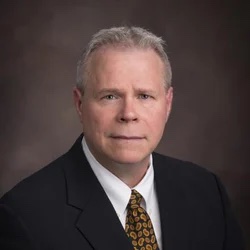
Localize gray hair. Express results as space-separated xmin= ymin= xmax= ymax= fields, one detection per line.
xmin=76 ymin=26 xmax=172 ymax=91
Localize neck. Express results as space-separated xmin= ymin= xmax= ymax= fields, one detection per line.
xmin=103 ymin=159 xmax=150 ymax=188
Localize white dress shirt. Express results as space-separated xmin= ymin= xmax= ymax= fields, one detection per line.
xmin=82 ymin=137 xmax=162 ymax=249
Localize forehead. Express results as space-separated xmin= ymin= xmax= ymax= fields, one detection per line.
xmin=87 ymin=46 xmax=165 ymax=77
xmin=83 ymin=47 xmax=166 ymax=95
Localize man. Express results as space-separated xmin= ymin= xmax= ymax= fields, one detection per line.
xmin=0 ymin=27 xmax=244 ymax=250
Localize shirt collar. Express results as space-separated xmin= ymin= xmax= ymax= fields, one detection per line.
xmin=81 ymin=137 xmax=155 ymax=217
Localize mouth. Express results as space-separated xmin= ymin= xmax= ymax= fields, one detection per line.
xmin=110 ymin=135 xmax=145 ymax=140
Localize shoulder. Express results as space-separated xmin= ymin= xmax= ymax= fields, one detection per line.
xmin=153 ymin=152 xmax=221 ymax=195
xmin=0 ymin=152 xmax=70 ymax=207
xmin=153 ymin=152 xmax=229 ymax=221
xmin=153 ymin=151 xmax=213 ymax=176
xmin=0 ymin=151 xmax=76 ymax=250
xmin=1 ymin=135 xmax=85 ymax=204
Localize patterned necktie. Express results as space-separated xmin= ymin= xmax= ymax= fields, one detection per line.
xmin=125 ymin=189 xmax=159 ymax=250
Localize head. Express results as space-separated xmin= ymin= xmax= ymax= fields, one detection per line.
xmin=74 ymin=26 xmax=173 ymax=171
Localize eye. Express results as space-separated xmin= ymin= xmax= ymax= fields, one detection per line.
xmin=138 ymin=94 xmax=151 ymax=99
xmin=102 ymin=95 xmax=117 ymax=100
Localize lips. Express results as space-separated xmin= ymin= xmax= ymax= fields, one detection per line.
xmin=110 ymin=135 xmax=145 ymax=140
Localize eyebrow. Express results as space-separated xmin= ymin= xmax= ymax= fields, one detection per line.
xmin=96 ymin=87 xmax=157 ymax=95
xmin=97 ymin=88 xmax=121 ymax=93
xmin=95 ymin=88 xmax=122 ymax=97
xmin=136 ymin=88 xmax=157 ymax=95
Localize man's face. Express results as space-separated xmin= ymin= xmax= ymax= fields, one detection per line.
xmin=74 ymin=47 xmax=173 ymax=168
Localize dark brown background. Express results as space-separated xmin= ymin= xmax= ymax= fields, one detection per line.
xmin=0 ymin=0 xmax=249 ymax=248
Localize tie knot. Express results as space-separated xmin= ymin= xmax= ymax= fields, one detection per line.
xmin=128 ymin=189 xmax=142 ymax=208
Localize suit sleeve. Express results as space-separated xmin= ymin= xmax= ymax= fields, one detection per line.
xmin=0 ymin=204 xmax=34 ymax=250
xmin=213 ymin=175 xmax=245 ymax=250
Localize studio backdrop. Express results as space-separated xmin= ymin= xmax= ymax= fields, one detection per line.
xmin=0 ymin=0 xmax=249 ymax=248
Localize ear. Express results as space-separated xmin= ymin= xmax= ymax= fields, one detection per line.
xmin=73 ymin=87 xmax=84 ymax=123
xmin=165 ymin=86 xmax=173 ymax=123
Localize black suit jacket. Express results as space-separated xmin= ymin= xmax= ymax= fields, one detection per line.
xmin=0 ymin=135 xmax=244 ymax=250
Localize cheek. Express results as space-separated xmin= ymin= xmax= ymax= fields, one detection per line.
xmin=146 ymin=108 xmax=167 ymax=134
xmin=82 ymin=106 xmax=115 ymax=133
xmin=150 ymin=117 xmax=166 ymax=131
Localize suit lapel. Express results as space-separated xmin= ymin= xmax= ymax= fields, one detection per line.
xmin=76 ymin=187 xmax=132 ymax=250
xmin=154 ymin=153 xmax=193 ymax=250
xmin=62 ymin=136 xmax=133 ymax=250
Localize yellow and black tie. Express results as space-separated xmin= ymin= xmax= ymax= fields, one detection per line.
xmin=125 ymin=189 xmax=159 ymax=250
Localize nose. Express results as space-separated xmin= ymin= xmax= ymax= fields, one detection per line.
xmin=117 ymin=98 xmax=138 ymax=123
